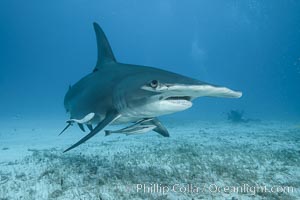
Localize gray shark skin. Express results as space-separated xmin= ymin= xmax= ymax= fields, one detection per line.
xmin=62 ymin=22 xmax=242 ymax=152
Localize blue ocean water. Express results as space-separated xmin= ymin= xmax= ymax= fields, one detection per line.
xmin=1 ymin=0 xmax=299 ymax=122
xmin=1 ymin=2 xmax=300 ymax=199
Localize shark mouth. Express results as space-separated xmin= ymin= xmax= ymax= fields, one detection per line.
xmin=164 ymin=96 xmax=192 ymax=106
xmin=165 ymin=96 xmax=192 ymax=101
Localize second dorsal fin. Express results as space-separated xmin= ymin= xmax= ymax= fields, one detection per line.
xmin=93 ymin=22 xmax=116 ymax=71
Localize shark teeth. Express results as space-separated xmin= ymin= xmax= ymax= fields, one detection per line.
xmin=165 ymin=96 xmax=192 ymax=106
xmin=167 ymin=99 xmax=191 ymax=106
xmin=165 ymin=96 xmax=191 ymax=101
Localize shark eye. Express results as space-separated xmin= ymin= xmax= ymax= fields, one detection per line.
xmin=150 ymin=80 xmax=159 ymax=88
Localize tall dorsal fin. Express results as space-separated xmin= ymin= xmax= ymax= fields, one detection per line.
xmin=93 ymin=22 xmax=116 ymax=71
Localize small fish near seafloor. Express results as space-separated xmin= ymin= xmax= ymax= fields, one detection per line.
xmin=105 ymin=124 xmax=156 ymax=136
xmin=104 ymin=118 xmax=163 ymax=136
xmin=60 ymin=22 xmax=242 ymax=152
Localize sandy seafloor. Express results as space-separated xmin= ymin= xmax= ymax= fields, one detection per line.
xmin=0 ymin=119 xmax=299 ymax=200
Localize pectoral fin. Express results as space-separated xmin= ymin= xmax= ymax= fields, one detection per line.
xmin=144 ymin=118 xmax=169 ymax=137
xmin=64 ymin=110 xmax=120 ymax=152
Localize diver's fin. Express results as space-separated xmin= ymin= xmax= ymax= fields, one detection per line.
xmin=146 ymin=118 xmax=170 ymax=137
xmin=93 ymin=22 xmax=116 ymax=72
xmin=87 ymin=124 xmax=93 ymax=131
xmin=59 ymin=122 xmax=72 ymax=136
xmin=78 ymin=123 xmax=85 ymax=132
xmin=64 ymin=110 xmax=120 ymax=152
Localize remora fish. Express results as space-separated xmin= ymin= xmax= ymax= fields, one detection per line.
xmin=105 ymin=124 xmax=156 ymax=136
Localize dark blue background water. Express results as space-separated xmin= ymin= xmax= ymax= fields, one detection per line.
xmin=1 ymin=0 xmax=299 ymax=122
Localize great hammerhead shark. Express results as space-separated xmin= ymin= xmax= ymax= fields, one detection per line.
xmin=61 ymin=22 xmax=242 ymax=152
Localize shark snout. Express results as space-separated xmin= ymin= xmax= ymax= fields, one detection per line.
xmin=165 ymin=83 xmax=242 ymax=99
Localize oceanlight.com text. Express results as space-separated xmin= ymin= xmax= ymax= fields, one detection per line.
xmin=135 ymin=183 xmax=296 ymax=196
